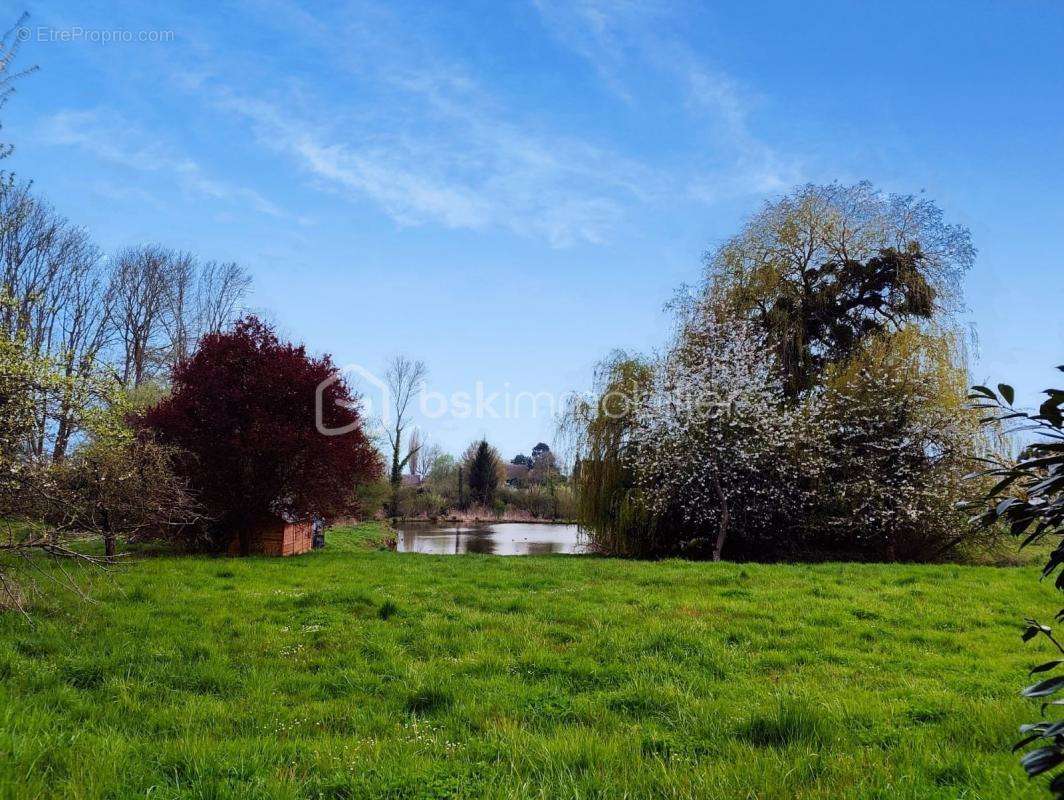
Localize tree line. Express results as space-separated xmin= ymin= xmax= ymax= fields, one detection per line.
xmin=0 ymin=180 xmax=250 ymax=463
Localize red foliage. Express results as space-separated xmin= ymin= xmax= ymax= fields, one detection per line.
xmin=140 ymin=317 xmax=381 ymax=550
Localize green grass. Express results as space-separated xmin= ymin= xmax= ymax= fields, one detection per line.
xmin=0 ymin=522 xmax=1058 ymax=799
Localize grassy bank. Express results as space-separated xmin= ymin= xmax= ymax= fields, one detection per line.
xmin=0 ymin=523 xmax=1056 ymax=799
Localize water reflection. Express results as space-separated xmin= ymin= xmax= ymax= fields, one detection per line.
xmin=395 ymin=522 xmax=589 ymax=556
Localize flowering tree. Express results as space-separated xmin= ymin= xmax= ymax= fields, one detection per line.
xmin=140 ymin=316 xmax=381 ymax=552
xmin=628 ymin=310 xmax=804 ymax=560
xmin=810 ymin=329 xmax=984 ymax=559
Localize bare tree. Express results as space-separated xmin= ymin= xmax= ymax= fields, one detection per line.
xmin=0 ymin=183 xmax=113 ymax=461
xmin=407 ymin=427 xmax=422 ymax=478
xmin=418 ymin=442 xmax=444 ymax=479
xmin=383 ymin=355 xmax=427 ymax=515
xmin=49 ymin=236 xmax=111 ymax=461
xmin=196 ymin=260 xmax=250 ymax=337
xmin=108 ymin=244 xmax=173 ymax=388
xmin=162 ymin=256 xmax=250 ymax=367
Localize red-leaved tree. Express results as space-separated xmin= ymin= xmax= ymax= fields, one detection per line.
xmin=140 ymin=317 xmax=381 ymax=553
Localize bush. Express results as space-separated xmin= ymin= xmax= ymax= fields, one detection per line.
xmin=967 ymin=372 xmax=1064 ymax=795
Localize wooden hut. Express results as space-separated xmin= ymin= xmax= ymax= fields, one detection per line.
xmin=227 ymin=515 xmax=314 ymax=557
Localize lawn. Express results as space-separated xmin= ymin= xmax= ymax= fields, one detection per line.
xmin=0 ymin=523 xmax=1058 ymax=799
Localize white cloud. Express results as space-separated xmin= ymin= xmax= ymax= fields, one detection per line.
xmin=39 ymin=109 xmax=288 ymax=219
xmin=215 ymin=75 xmax=655 ymax=246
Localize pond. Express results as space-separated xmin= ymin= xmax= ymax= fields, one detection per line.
xmin=395 ymin=522 xmax=591 ymax=556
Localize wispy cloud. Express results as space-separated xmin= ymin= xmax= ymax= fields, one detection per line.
xmin=39 ymin=109 xmax=288 ymax=219
xmin=533 ymin=0 xmax=803 ymax=199
xmin=211 ymin=67 xmax=657 ymax=246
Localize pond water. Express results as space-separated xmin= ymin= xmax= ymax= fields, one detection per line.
xmin=395 ymin=522 xmax=590 ymax=556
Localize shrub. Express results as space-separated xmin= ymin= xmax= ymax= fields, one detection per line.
xmin=967 ymin=372 xmax=1064 ymax=795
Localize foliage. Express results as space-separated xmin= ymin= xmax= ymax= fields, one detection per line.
xmin=425 ymin=452 xmax=457 ymax=489
xmin=562 ymin=353 xmax=659 ymax=556
xmin=0 ymin=331 xmax=46 ymax=478
xmin=805 ymin=327 xmax=990 ymax=560
xmin=966 ymin=370 xmax=1064 ymax=795
xmin=354 ymin=478 xmax=391 ymax=519
xmin=47 ymin=432 xmax=203 ymax=555
xmin=498 ymin=483 xmax=575 ymax=520
xmin=140 ymin=316 xmax=381 ymax=551
xmin=0 ymin=522 xmax=1051 ymax=798
xmin=569 ymin=182 xmax=983 ymax=561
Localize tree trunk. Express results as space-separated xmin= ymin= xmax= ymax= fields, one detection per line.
xmin=102 ymin=507 xmax=116 ymax=560
xmin=52 ymin=413 xmax=71 ymax=463
xmin=712 ymin=474 xmax=729 ymax=562
xmin=389 ymin=425 xmax=402 ymax=518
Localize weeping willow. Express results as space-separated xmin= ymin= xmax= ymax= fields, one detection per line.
xmin=562 ymin=354 xmax=662 ymax=556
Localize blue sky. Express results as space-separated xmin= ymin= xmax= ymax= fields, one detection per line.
xmin=5 ymin=0 xmax=1063 ymax=459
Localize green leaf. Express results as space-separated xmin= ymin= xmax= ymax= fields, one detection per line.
xmin=998 ymin=384 xmax=1015 ymax=405
xmin=1023 ymin=676 xmax=1064 ymax=698
xmin=1021 ymin=745 xmax=1064 ymax=776
xmin=1031 ymin=660 xmax=1064 ymax=675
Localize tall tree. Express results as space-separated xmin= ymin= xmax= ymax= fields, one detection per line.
xmin=162 ymin=256 xmax=250 ymax=367
xmin=383 ymin=355 xmax=426 ymax=515
xmin=0 ymin=182 xmax=111 ymax=461
xmin=108 ymin=244 xmax=173 ymax=388
xmin=708 ymin=181 xmax=974 ymax=396
xmin=108 ymin=245 xmax=250 ymax=389
xmin=467 ymin=440 xmax=501 ymax=506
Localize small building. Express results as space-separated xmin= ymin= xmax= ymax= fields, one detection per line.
xmin=227 ymin=515 xmax=314 ymax=557
xmin=506 ymin=462 xmax=531 ymax=486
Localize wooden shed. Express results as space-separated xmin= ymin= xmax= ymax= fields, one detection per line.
xmin=227 ymin=516 xmax=314 ymax=557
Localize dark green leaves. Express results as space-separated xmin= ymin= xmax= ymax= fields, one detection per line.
xmin=1032 ymin=660 xmax=1064 ymax=676
xmin=968 ymin=370 xmax=1064 ymax=796
xmin=1022 ymin=747 xmax=1064 ymax=777
xmin=1024 ymin=677 xmax=1064 ymax=699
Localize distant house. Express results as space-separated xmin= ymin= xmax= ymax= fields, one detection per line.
xmin=506 ymin=462 xmax=531 ymax=486
xmin=227 ymin=514 xmax=314 ymax=557
xmin=401 ymin=473 xmax=424 ymax=488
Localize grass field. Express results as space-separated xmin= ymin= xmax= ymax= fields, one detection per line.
xmin=0 ymin=523 xmax=1058 ymax=799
